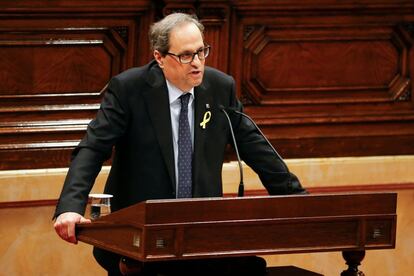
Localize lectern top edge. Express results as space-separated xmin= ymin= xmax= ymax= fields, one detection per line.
xmin=145 ymin=191 xmax=396 ymax=203
xmin=103 ymin=192 xmax=397 ymax=225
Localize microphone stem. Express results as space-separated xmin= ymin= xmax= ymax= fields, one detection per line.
xmin=238 ymin=181 xmax=244 ymax=197
xmin=233 ymin=110 xmax=291 ymax=176
xmin=233 ymin=110 xmax=293 ymax=192
xmin=221 ymin=109 xmax=244 ymax=197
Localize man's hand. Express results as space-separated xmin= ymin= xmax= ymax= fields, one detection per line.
xmin=54 ymin=212 xmax=91 ymax=244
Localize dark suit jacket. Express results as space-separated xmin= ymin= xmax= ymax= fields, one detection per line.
xmin=54 ymin=60 xmax=304 ymax=218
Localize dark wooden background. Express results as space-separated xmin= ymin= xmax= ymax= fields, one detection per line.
xmin=0 ymin=0 xmax=413 ymax=170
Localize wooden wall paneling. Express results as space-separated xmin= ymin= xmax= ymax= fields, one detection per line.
xmin=162 ymin=0 xmax=197 ymax=17
xmin=230 ymin=0 xmax=414 ymax=158
xmin=0 ymin=0 xmax=152 ymax=169
xmin=198 ymin=1 xmax=230 ymax=73
xmin=1 ymin=0 xmax=414 ymax=169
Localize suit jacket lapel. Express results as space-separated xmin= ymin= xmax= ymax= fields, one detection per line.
xmin=193 ymin=82 xmax=211 ymax=196
xmin=143 ymin=64 xmax=176 ymax=190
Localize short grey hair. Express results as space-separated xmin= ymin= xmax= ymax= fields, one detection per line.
xmin=149 ymin=13 xmax=205 ymax=55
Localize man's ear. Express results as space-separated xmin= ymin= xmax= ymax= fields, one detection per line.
xmin=153 ymin=50 xmax=164 ymax=68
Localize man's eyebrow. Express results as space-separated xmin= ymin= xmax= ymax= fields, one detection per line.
xmin=180 ymin=46 xmax=205 ymax=54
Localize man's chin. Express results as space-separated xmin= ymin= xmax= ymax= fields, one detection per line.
xmin=192 ymin=77 xmax=203 ymax=87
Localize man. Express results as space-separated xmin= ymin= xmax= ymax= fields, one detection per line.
xmin=54 ymin=13 xmax=305 ymax=275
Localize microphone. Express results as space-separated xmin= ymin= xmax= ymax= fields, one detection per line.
xmin=230 ymin=108 xmax=291 ymax=176
xmin=220 ymin=106 xmax=244 ymax=197
xmin=221 ymin=106 xmax=295 ymax=194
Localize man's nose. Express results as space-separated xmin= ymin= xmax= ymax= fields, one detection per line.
xmin=190 ymin=54 xmax=202 ymax=65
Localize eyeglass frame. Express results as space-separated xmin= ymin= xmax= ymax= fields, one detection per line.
xmin=165 ymin=45 xmax=211 ymax=64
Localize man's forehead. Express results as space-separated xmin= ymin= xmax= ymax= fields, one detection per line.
xmin=169 ymin=23 xmax=204 ymax=50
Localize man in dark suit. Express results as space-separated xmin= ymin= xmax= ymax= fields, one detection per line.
xmin=54 ymin=13 xmax=305 ymax=275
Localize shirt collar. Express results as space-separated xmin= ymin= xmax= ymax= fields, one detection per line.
xmin=166 ymin=80 xmax=194 ymax=105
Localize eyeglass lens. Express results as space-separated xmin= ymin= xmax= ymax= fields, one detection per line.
xmin=180 ymin=47 xmax=210 ymax=63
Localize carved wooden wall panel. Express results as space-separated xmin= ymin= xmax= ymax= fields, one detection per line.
xmin=230 ymin=0 xmax=414 ymax=158
xmin=0 ymin=0 xmax=413 ymax=169
xmin=198 ymin=3 xmax=230 ymax=72
xmin=0 ymin=0 xmax=151 ymax=169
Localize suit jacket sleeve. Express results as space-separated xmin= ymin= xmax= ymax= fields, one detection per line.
xmin=54 ymin=78 xmax=129 ymax=218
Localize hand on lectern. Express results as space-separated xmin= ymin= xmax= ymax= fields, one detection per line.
xmin=54 ymin=212 xmax=91 ymax=244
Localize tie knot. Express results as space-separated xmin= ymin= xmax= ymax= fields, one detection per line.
xmin=180 ymin=93 xmax=191 ymax=106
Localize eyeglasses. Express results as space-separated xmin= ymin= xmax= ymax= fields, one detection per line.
xmin=166 ymin=45 xmax=210 ymax=64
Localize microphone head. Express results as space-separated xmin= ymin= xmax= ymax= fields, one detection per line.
xmin=226 ymin=107 xmax=239 ymax=113
xmin=218 ymin=105 xmax=239 ymax=114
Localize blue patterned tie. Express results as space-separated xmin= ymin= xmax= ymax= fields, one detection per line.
xmin=177 ymin=93 xmax=192 ymax=198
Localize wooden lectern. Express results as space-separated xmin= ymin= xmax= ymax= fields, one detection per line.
xmin=77 ymin=192 xmax=397 ymax=275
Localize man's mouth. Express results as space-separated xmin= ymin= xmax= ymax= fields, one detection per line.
xmin=190 ymin=70 xmax=201 ymax=76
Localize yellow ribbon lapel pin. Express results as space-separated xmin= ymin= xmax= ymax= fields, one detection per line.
xmin=200 ymin=111 xmax=211 ymax=129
